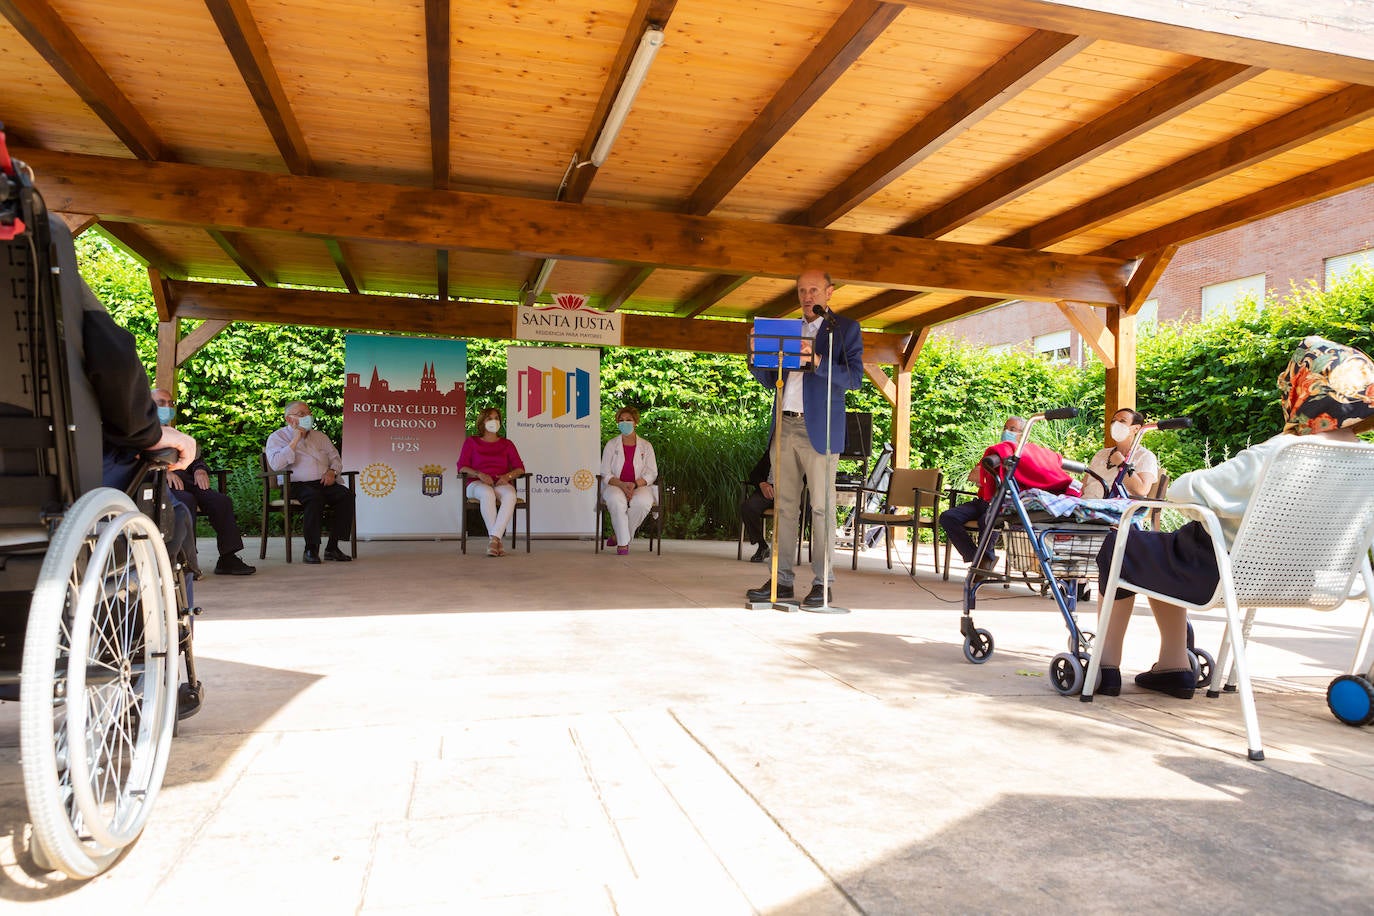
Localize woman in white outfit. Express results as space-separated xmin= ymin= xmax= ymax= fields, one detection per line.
xmin=600 ymin=406 xmax=658 ymax=555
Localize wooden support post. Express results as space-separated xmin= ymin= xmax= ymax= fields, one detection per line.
xmin=155 ymin=319 xmax=178 ymax=396
xmin=894 ymin=365 xmax=912 ymax=469
xmin=1104 ymin=304 xmax=1136 ymax=445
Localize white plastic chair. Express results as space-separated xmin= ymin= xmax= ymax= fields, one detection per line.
xmin=1084 ymin=438 xmax=1374 ymax=761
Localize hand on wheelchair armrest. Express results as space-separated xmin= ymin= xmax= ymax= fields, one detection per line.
xmin=149 ymin=426 xmax=196 ymax=470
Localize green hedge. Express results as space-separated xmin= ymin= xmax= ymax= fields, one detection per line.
xmin=82 ymin=230 xmax=1374 ymax=539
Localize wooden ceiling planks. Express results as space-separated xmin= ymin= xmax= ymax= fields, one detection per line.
xmin=4 ymin=0 xmax=1373 ymax=348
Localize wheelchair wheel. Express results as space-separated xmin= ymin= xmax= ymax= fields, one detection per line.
xmin=1327 ymin=674 xmax=1374 ymax=726
xmin=1050 ymin=652 xmax=1085 ymax=696
xmin=962 ymin=628 xmax=994 ymax=664
xmin=20 ymin=489 xmax=179 ymax=878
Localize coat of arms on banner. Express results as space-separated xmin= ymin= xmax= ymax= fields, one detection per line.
xmin=420 ymin=464 xmax=444 ymax=497
xmin=517 ymin=292 xmax=622 ymax=346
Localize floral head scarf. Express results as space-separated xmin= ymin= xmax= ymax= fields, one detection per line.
xmin=1278 ymin=336 xmax=1374 ymax=435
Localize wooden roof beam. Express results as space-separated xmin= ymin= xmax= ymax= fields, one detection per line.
xmin=325 ymin=239 xmax=360 ymax=294
xmin=685 ymin=0 xmax=902 ymax=217
xmin=892 ymin=0 xmax=1374 ymax=87
xmin=208 ymin=230 xmax=273 ymax=287
xmin=96 ymin=222 xmax=186 ymax=279
xmin=561 ymin=0 xmax=680 ymax=204
xmin=436 ymin=250 xmax=448 ymax=303
xmin=681 ymin=274 xmax=752 ymax=318
xmin=167 ymin=280 xmax=907 ymax=364
xmin=604 ymin=0 xmax=897 ymax=313
xmin=1124 ymin=245 xmax=1177 ymax=313
xmin=0 ymin=0 xmax=163 ymax=160
xmin=1003 ymin=84 xmax=1374 ymax=250
xmin=532 ymin=1 xmax=679 ymax=310
xmin=901 ymin=59 xmax=1260 ymax=239
xmin=1102 ymin=148 xmax=1374 ymax=259
xmin=423 ymin=0 xmax=450 ymax=190
xmin=804 ymin=30 xmax=1091 ymax=228
xmin=710 ymin=29 xmax=1087 ymax=319
xmin=205 ymin=0 xmax=312 ymax=176
xmin=26 ymin=150 xmax=1132 ymax=304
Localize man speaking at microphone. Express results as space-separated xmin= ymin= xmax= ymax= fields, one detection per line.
xmin=745 ymin=269 xmax=865 ymax=608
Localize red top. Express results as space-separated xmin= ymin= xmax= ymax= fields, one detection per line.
xmin=619 ymin=443 xmax=637 ymax=483
xmin=457 ymin=436 xmax=524 ymax=478
xmin=977 ymin=440 xmax=1072 ymax=501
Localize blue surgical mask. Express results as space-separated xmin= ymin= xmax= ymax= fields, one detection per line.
xmin=156 ymin=405 xmax=175 ymax=424
xmin=617 ymin=420 xmax=635 ymax=436
xmin=1001 ymin=429 xmax=1018 ymax=443
xmin=297 ymin=415 xmax=315 ymax=431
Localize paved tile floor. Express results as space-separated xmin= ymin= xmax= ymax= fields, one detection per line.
xmin=2 ymin=537 xmax=1373 ymax=913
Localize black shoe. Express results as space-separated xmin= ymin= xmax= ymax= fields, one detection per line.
xmin=323 ymin=546 xmax=352 ymax=562
xmin=302 ymin=548 xmax=321 ymax=565
xmin=972 ymin=554 xmax=999 ymax=576
xmin=801 ymin=584 xmax=833 ymax=609
xmin=1134 ymin=667 xmax=1196 ymax=700
xmin=746 ymin=580 xmax=792 ymax=601
xmin=214 ymin=554 xmax=257 ymax=576
xmin=1097 ymin=666 xmax=1122 ymax=697
xmin=749 ymin=543 xmax=771 ymax=563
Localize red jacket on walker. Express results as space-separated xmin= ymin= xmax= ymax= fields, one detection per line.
xmin=976 ymin=440 xmax=1077 ymax=502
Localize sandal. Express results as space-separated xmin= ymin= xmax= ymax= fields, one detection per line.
xmin=487 ymin=536 xmax=501 ymax=557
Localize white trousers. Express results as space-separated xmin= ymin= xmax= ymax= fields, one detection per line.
xmin=602 ymin=484 xmax=656 ymax=547
xmin=467 ymin=480 xmax=517 ymax=539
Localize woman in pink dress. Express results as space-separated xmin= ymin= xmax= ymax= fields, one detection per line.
xmin=457 ymin=407 xmax=526 ymax=556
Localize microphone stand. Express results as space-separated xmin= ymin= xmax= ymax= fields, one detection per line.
xmin=804 ymin=307 xmax=849 ymax=615
xmin=746 ymin=321 xmax=806 ymax=611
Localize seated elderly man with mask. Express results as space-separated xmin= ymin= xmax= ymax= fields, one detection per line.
xmin=264 ymin=400 xmax=355 ymax=565
xmin=152 ymin=388 xmax=256 ymax=576
xmin=939 ymin=416 xmax=1026 ymax=575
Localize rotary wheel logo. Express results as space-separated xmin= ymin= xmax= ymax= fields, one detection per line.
xmin=360 ymin=462 xmax=397 ymax=498
xmin=572 ymin=469 xmax=595 ymax=491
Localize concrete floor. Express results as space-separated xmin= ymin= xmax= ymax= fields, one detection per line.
xmin=2 ymin=536 xmax=1373 ymax=914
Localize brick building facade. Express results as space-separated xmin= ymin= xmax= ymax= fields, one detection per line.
xmin=937 ymin=185 xmax=1374 ymax=363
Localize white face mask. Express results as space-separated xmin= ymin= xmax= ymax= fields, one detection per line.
xmin=484 ymin=419 xmax=501 ymax=433
xmin=1110 ymin=421 xmax=1132 ymax=444
xmin=297 ymin=414 xmax=315 ymax=431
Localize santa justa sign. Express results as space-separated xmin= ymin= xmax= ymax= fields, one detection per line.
xmin=516 ymin=293 xmax=622 ymax=347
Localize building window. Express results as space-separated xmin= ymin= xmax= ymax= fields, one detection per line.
xmin=1136 ymin=298 xmax=1159 ymax=335
xmin=1326 ymin=249 xmax=1374 ymax=288
xmin=1201 ymin=274 xmax=1266 ymax=320
xmin=1035 ymin=330 xmax=1071 ymax=364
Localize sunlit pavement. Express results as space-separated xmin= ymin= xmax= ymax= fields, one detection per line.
xmin=3 ymin=537 xmax=1373 ymax=913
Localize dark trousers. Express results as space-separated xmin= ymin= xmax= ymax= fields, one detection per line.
xmin=293 ymin=479 xmax=355 ymax=549
xmin=740 ymin=491 xmax=774 ymax=545
xmin=170 ymin=485 xmax=244 ymax=557
xmin=939 ymin=497 xmax=993 ymax=563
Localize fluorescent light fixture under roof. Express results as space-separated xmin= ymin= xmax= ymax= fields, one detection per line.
xmin=589 ymin=26 xmax=665 ymax=168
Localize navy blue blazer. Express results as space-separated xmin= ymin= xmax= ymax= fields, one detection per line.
xmin=750 ymin=314 xmax=865 ymax=454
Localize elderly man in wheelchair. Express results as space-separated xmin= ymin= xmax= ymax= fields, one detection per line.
xmin=0 ymin=139 xmax=205 ymax=878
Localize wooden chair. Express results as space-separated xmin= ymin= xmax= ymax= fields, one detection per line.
xmin=852 ymin=468 xmax=944 ymax=575
xmin=594 ymin=473 xmax=667 ymax=555
xmin=458 ymin=472 xmax=532 ymax=554
xmin=258 ymin=452 xmax=358 ymax=563
xmin=1087 ymin=438 xmax=1374 ymax=760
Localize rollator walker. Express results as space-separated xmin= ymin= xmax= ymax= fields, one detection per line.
xmin=1 ymin=133 xmax=203 ymax=878
xmin=958 ymin=408 xmax=1213 ymax=695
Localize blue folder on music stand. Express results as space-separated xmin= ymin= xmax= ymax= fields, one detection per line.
xmin=750 ymin=317 xmax=806 ymax=370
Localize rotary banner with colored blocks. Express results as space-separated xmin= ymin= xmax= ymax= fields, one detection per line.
xmin=505 ymin=346 xmax=600 ymax=536
xmin=343 ymin=334 xmax=467 ymax=538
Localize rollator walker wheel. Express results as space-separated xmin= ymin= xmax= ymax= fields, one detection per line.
xmin=1326 ymin=674 xmax=1374 ymax=726
xmin=1050 ymin=652 xmax=1086 ymax=696
xmin=963 ymin=628 xmax=994 ymax=664
xmin=1189 ymin=648 xmax=1215 ymax=689
xmin=20 ymin=489 xmax=180 ymax=879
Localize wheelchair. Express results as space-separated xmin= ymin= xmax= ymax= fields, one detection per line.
xmin=1 ymin=135 xmax=202 ymax=878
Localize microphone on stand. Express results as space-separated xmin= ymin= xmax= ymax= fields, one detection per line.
xmin=813 ymin=304 xmax=838 ymax=327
